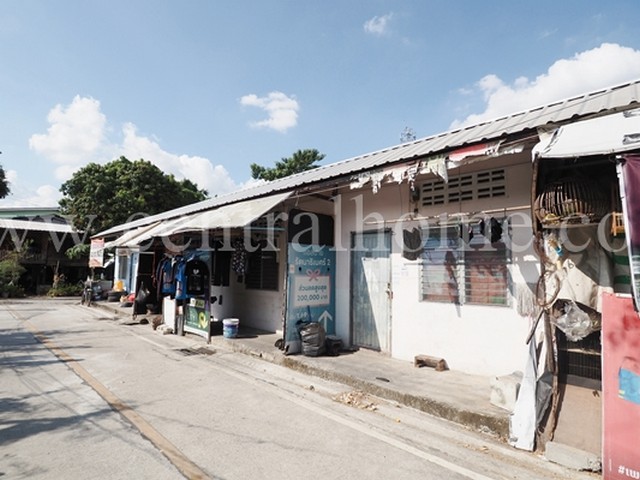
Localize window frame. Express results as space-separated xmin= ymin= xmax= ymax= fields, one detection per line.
xmin=420 ymin=220 xmax=511 ymax=306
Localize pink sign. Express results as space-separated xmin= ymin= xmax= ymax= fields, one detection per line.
xmin=602 ymin=292 xmax=640 ymax=479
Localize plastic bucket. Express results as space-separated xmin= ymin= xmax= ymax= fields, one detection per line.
xmin=222 ymin=318 xmax=239 ymax=338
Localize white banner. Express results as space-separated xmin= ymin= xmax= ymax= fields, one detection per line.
xmin=89 ymin=238 xmax=105 ymax=268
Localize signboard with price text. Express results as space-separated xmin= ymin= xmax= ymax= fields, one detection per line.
xmin=285 ymin=243 xmax=335 ymax=353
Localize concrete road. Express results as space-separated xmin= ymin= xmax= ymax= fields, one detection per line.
xmin=0 ymin=298 xmax=598 ymax=480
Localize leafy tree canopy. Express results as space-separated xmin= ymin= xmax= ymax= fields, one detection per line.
xmin=0 ymin=164 xmax=11 ymax=199
xmin=250 ymin=149 xmax=325 ymax=181
xmin=59 ymin=156 xmax=208 ymax=236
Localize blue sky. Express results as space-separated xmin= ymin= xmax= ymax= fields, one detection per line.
xmin=2 ymin=1 xmax=640 ymax=206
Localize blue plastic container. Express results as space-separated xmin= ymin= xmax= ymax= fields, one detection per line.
xmin=222 ymin=318 xmax=239 ymax=338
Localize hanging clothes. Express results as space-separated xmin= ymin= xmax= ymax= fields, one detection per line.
xmin=185 ymin=258 xmax=209 ymax=296
xmin=231 ymin=238 xmax=247 ymax=276
xmin=155 ymin=256 xmax=178 ymax=298
xmin=402 ymin=228 xmax=423 ymax=261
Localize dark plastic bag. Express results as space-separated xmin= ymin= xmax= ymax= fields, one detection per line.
xmin=134 ymin=282 xmax=150 ymax=315
xmin=298 ymin=321 xmax=326 ymax=357
xmin=136 ymin=283 xmax=150 ymax=303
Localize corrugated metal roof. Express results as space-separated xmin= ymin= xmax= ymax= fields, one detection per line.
xmin=0 ymin=207 xmax=60 ymax=218
xmin=0 ymin=218 xmax=76 ymax=234
xmin=96 ymin=78 xmax=640 ymax=238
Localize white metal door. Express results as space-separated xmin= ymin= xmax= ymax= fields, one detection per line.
xmin=351 ymin=231 xmax=392 ymax=352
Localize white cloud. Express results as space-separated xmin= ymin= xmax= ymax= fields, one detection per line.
xmin=23 ymin=185 xmax=62 ymax=206
xmin=121 ymin=123 xmax=238 ymax=195
xmin=1 ymin=170 xmax=61 ymax=207
xmin=240 ymin=91 xmax=299 ymax=133
xmin=23 ymin=95 xmax=243 ymax=203
xmin=451 ymin=43 xmax=640 ymax=129
xmin=6 ymin=169 xmax=18 ymax=184
xmin=364 ymin=13 xmax=393 ymax=36
xmin=538 ymin=28 xmax=557 ymax=40
xmin=29 ymin=95 xmax=107 ymax=179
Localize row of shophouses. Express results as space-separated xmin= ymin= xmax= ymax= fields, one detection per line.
xmin=86 ymin=79 xmax=640 ymax=471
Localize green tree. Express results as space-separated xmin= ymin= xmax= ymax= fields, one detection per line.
xmin=250 ymin=149 xmax=325 ymax=181
xmin=0 ymin=164 xmax=11 ymax=199
xmin=59 ymin=156 xmax=208 ymax=237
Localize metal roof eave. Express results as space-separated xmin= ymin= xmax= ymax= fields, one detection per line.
xmin=0 ymin=218 xmax=77 ymax=234
xmin=104 ymin=192 xmax=292 ymax=247
xmin=534 ymin=108 xmax=640 ymax=159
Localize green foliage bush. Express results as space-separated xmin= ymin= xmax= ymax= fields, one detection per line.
xmin=3 ymin=283 xmax=24 ymax=298
xmin=0 ymin=251 xmax=26 ymax=298
xmin=47 ymin=282 xmax=83 ymax=297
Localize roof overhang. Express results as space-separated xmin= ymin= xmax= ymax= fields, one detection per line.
xmin=534 ymin=108 xmax=640 ymax=159
xmin=105 ymin=191 xmax=291 ymax=248
xmin=168 ymin=191 xmax=290 ymax=235
xmin=104 ymin=221 xmax=163 ymax=249
xmin=0 ymin=218 xmax=76 ymax=234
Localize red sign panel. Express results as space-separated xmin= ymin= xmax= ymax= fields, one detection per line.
xmin=602 ymin=292 xmax=640 ymax=479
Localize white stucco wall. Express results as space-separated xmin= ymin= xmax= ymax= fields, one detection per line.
xmin=333 ymin=154 xmax=539 ymax=376
xmin=209 ymin=233 xmax=286 ymax=333
xmin=206 ymin=153 xmax=540 ymax=375
xmin=209 ymin=282 xmax=283 ymax=332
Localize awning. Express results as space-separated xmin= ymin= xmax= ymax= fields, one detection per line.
xmin=169 ymin=191 xmax=291 ymax=234
xmin=534 ymin=109 xmax=640 ymax=159
xmin=104 ymin=221 xmax=163 ymax=248
xmin=105 ymin=192 xmax=291 ymax=248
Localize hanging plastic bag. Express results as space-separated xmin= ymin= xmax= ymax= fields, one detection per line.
xmin=551 ymin=299 xmax=599 ymax=341
xmin=136 ymin=283 xmax=150 ymax=303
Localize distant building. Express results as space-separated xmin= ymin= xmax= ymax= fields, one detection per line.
xmin=0 ymin=207 xmax=88 ymax=294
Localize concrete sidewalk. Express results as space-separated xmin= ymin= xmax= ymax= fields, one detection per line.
xmin=95 ymin=301 xmax=510 ymax=440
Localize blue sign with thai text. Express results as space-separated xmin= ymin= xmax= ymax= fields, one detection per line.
xmin=285 ymin=243 xmax=335 ymax=353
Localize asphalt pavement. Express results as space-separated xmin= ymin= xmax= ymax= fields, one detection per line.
xmin=1 ymin=297 xmax=600 ymax=480
xmin=95 ymin=300 xmax=511 ymax=439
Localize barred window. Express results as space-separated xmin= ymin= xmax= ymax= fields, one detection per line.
xmin=422 ymin=226 xmax=462 ymax=303
xmin=420 ymin=168 xmax=506 ymax=207
xmin=421 ymin=220 xmax=510 ymax=306
xmin=246 ymin=242 xmax=279 ymax=291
